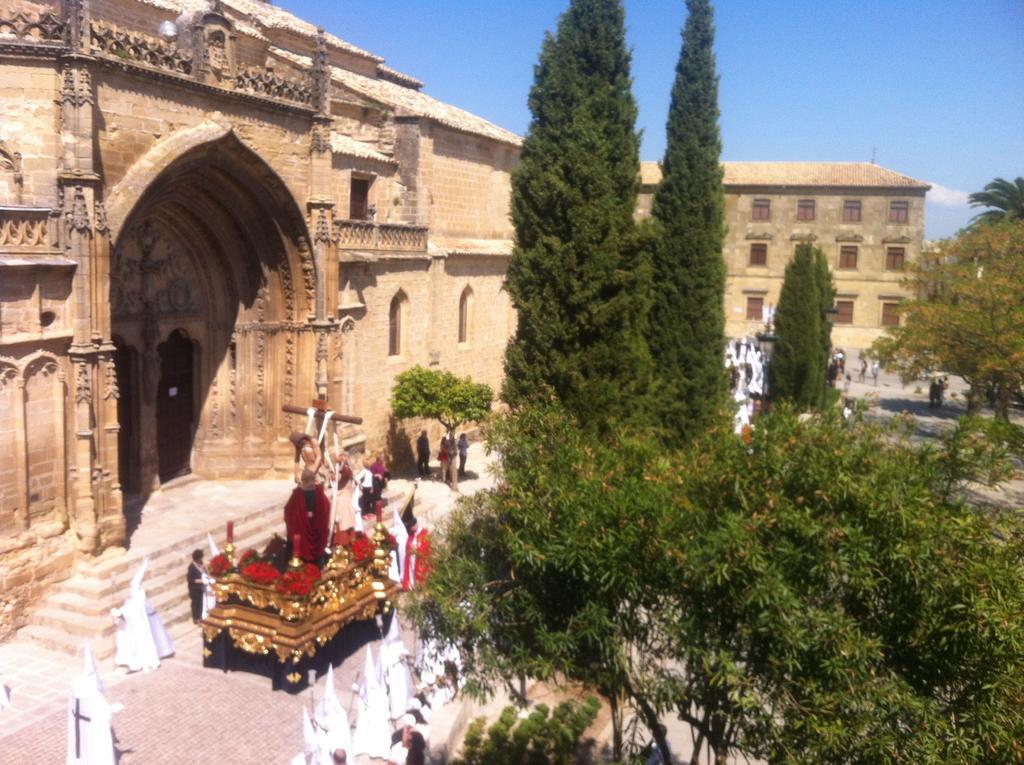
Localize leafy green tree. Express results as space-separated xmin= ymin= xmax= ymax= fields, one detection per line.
xmin=409 ymin=404 xmax=680 ymax=762
xmin=390 ymin=365 xmax=493 ymax=435
xmin=503 ymin=0 xmax=651 ymax=429
xmin=451 ymin=698 xmax=600 ymax=765
xmin=769 ymin=243 xmax=829 ymax=409
xmin=669 ymin=407 xmax=1024 ymax=763
xmin=646 ymin=0 xmax=727 ymax=446
xmin=969 ymin=175 xmax=1024 ymax=225
xmin=412 ymin=401 xmax=1024 ymax=764
xmin=872 ymin=220 xmax=1024 ymax=418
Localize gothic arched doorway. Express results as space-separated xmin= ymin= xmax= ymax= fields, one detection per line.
xmin=110 ymin=133 xmax=316 ymax=497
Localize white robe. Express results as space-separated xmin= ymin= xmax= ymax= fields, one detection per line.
xmin=381 ymin=615 xmax=412 ymax=720
xmin=66 ymin=677 xmax=116 ymax=765
xmin=351 ymin=648 xmax=392 ymax=760
xmin=315 ymin=666 xmax=352 ymax=759
xmin=113 ymin=588 xmax=173 ymax=672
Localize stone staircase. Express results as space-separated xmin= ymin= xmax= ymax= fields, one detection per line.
xmin=17 ymin=499 xmax=286 ymax=659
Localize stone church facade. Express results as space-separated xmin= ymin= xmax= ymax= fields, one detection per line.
xmin=0 ymin=0 xmax=519 ymax=638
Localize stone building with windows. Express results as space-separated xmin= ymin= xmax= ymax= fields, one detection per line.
xmin=639 ymin=161 xmax=930 ymax=348
xmin=0 ymin=0 xmax=519 ymax=638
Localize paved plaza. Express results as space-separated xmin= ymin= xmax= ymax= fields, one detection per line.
xmin=1 ymin=377 xmax=1020 ymax=764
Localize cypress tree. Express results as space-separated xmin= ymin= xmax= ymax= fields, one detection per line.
xmin=503 ymin=0 xmax=651 ymax=428
xmin=771 ymin=244 xmax=828 ymax=409
xmin=814 ymin=246 xmax=836 ymax=366
xmin=647 ymin=0 xmax=726 ymax=445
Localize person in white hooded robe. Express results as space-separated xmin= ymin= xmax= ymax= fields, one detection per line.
xmin=67 ymin=641 xmax=122 ymax=765
xmin=315 ymin=665 xmax=353 ymax=759
xmin=290 ymin=706 xmax=332 ymax=765
xmin=112 ymin=558 xmax=173 ymax=672
xmin=351 ymin=647 xmax=392 ymax=760
xmin=381 ymin=612 xmax=413 ymax=721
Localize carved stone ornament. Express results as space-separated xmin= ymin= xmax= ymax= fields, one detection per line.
xmin=0 ymin=140 xmax=24 ymax=204
xmin=74 ymin=360 xmax=92 ymax=404
xmin=297 ymin=237 xmax=316 ymax=310
xmin=66 ymin=185 xmax=91 ymax=233
xmin=111 ymin=223 xmax=199 ymax=318
xmin=313 ymin=208 xmax=331 ymax=244
xmin=0 ymin=10 xmax=65 ymax=45
xmin=310 ymin=124 xmax=331 ymax=155
xmin=93 ymin=200 xmax=108 ymax=234
xmin=61 ymin=64 xmax=93 ymax=107
xmin=312 ymin=27 xmax=329 ymax=114
xmin=103 ymin=355 xmax=119 ymax=400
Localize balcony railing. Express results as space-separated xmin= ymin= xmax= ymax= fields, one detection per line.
xmin=333 ymin=220 xmax=427 ymax=252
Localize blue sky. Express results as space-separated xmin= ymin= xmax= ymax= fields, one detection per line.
xmin=278 ymin=0 xmax=1024 ymax=239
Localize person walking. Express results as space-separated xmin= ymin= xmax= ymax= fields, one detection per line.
xmin=871 ymin=361 xmax=880 ymax=386
xmin=415 ymin=430 xmax=430 ymax=478
xmin=457 ymin=434 xmax=469 ymax=479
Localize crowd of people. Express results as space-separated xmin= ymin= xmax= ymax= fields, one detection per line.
xmin=291 ymin=612 xmax=462 ymax=765
xmin=416 ymin=431 xmax=470 ymax=489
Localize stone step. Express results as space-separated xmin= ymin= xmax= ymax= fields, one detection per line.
xmin=18 ymin=498 xmax=292 ymax=658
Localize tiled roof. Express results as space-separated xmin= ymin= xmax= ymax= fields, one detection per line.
xmin=329 ymin=133 xmax=396 ymax=164
xmin=137 ymin=0 xmax=382 ymax=62
xmin=640 ymin=161 xmax=930 ymax=190
xmin=272 ymin=47 xmax=521 ymax=146
xmin=377 ymin=65 xmax=423 ymax=91
xmin=330 ymin=66 xmax=521 ymax=146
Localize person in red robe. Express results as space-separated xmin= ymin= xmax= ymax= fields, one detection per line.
xmin=285 ymin=437 xmax=332 ymax=562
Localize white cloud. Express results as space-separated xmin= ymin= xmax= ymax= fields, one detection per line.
xmin=926 ymin=182 xmax=970 ymax=207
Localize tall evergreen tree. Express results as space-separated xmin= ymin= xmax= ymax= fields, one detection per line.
xmin=503 ymin=0 xmax=651 ymax=428
xmin=813 ymin=246 xmax=836 ymax=370
xmin=771 ymin=244 xmax=828 ymax=409
xmin=646 ymin=0 xmax=727 ymax=445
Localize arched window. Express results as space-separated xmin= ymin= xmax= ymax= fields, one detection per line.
xmin=458 ymin=286 xmax=473 ymax=344
xmin=388 ymin=291 xmax=406 ymax=357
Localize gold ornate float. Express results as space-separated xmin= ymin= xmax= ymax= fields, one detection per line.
xmin=201 ymin=517 xmax=398 ymax=691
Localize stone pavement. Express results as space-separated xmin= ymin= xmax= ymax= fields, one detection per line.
xmin=0 ymin=441 xmax=496 ymax=763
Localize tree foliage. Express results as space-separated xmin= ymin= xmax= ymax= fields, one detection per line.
xmin=451 ymin=698 xmax=600 ymax=765
xmin=770 ymin=243 xmax=832 ymax=409
xmin=871 ymin=220 xmax=1024 ymax=418
xmin=411 ymin=402 xmax=1024 ymax=764
xmin=503 ymin=0 xmax=652 ymax=429
xmin=390 ymin=365 xmax=493 ymax=434
xmin=969 ymin=175 xmax=1024 ymax=226
xmin=646 ymin=0 xmax=727 ymax=446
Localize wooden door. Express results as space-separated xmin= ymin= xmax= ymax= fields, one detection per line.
xmin=156 ymin=330 xmax=194 ymax=482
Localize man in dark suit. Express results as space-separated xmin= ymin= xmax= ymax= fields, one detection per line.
xmin=186 ymin=549 xmax=206 ymax=623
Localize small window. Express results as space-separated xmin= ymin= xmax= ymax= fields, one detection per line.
xmin=881 ymin=302 xmax=900 ymax=327
xmin=388 ymin=292 xmax=405 ymax=356
xmin=350 ymin=178 xmax=370 ymax=220
xmin=745 ymin=295 xmax=764 ymax=320
xmin=885 ymin=247 xmax=905 ymax=271
xmin=842 ymin=200 xmax=862 ymax=223
xmin=796 ymin=199 xmax=816 ymax=221
xmin=838 ymin=245 xmax=858 ymax=270
xmin=458 ymin=286 xmax=473 ymax=344
xmin=749 ymin=243 xmax=767 ymax=266
xmin=835 ymin=300 xmax=854 ymax=324
xmin=889 ymin=201 xmax=909 ymax=223
xmin=751 ymin=199 xmax=771 ymax=221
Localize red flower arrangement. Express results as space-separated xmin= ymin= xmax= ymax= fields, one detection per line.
xmin=209 ymin=553 xmax=230 ymax=577
xmin=241 ymin=560 xmax=281 ymax=586
xmin=238 ymin=549 xmax=259 ymax=568
xmin=276 ymin=562 xmax=321 ymax=596
xmin=413 ymin=535 xmax=432 ymax=584
xmin=351 ymin=532 xmax=375 ymax=562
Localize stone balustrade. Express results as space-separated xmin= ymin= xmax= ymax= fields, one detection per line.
xmin=333 ymin=220 xmax=428 ymax=252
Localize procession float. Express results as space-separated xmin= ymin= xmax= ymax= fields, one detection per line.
xmin=200 ymin=402 xmax=401 ymax=693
